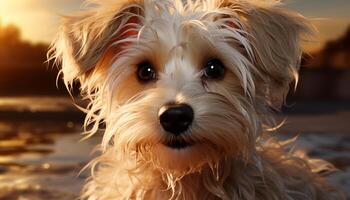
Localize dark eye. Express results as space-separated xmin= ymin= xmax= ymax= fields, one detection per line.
xmin=203 ymin=59 xmax=225 ymax=80
xmin=137 ymin=62 xmax=156 ymax=82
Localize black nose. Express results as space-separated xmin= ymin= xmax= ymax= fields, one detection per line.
xmin=159 ymin=103 xmax=194 ymax=135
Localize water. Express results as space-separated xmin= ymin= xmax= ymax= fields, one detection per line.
xmin=0 ymin=132 xmax=98 ymax=200
xmin=0 ymin=97 xmax=76 ymax=112
xmin=0 ymin=97 xmax=98 ymax=200
xmin=0 ymin=97 xmax=349 ymax=199
xmin=0 ymin=122 xmax=98 ymax=200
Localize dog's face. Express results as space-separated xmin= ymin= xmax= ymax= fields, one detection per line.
xmin=50 ymin=0 xmax=312 ymax=174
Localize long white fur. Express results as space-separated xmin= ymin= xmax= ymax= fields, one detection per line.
xmin=49 ymin=0 xmax=344 ymax=199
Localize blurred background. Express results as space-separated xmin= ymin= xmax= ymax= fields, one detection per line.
xmin=0 ymin=0 xmax=349 ymax=199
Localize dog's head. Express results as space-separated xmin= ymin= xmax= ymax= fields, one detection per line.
xmin=50 ymin=0 xmax=313 ymax=174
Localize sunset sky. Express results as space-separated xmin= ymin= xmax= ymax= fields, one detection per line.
xmin=0 ymin=0 xmax=349 ymax=52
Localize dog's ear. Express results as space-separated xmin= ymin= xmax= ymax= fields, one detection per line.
xmin=49 ymin=0 xmax=143 ymax=86
xmin=218 ymin=0 xmax=314 ymax=108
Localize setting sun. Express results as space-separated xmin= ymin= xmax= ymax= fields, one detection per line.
xmin=0 ymin=1 xmax=54 ymax=43
xmin=0 ymin=0 xmax=82 ymax=43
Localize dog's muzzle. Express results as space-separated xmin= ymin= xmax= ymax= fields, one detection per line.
xmin=159 ymin=103 xmax=194 ymax=136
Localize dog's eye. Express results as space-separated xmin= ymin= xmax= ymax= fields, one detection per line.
xmin=203 ymin=59 xmax=225 ymax=80
xmin=137 ymin=62 xmax=156 ymax=82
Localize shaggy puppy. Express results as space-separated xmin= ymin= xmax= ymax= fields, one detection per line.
xmin=49 ymin=0 xmax=344 ymax=199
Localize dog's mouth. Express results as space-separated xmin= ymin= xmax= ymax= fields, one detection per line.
xmin=164 ymin=138 xmax=194 ymax=149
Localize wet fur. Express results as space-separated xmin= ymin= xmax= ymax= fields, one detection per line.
xmin=49 ymin=0 xmax=344 ymax=199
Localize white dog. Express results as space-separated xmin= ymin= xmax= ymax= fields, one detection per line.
xmin=49 ymin=0 xmax=344 ymax=199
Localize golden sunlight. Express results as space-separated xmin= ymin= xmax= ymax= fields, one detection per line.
xmin=0 ymin=0 xmax=349 ymax=52
xmin=0 ymin=0 xmax=59 ymax=43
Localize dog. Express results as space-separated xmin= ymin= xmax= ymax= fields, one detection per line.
xmin=49 ymin=0 xmax=344 ymax=199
